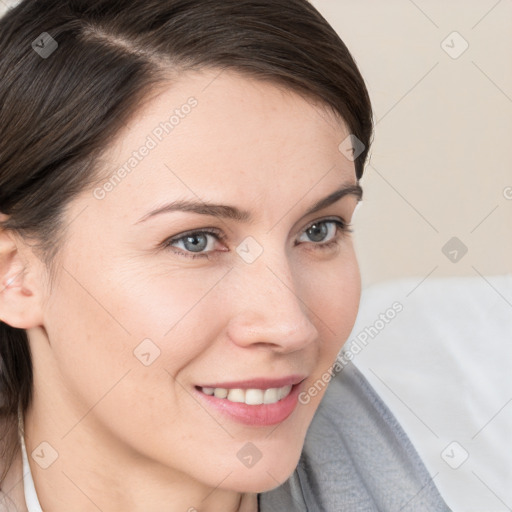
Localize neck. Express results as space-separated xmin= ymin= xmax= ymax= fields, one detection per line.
xmin=22 ymin=400 xmax=258 ymax=512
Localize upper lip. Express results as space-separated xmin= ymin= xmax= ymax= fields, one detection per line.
xmin=196 ymin=375 xmax=307 ymax=390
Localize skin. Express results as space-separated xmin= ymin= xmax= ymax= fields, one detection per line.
xmin=0 ymin=69 xmax=361 ymax=511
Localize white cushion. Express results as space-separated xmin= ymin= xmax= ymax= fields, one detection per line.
xmin=347 ymin=274 xmax=512 ymax=512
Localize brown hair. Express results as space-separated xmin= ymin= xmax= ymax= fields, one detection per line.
xmin=0 ymin=0 xmax=373 ymax=483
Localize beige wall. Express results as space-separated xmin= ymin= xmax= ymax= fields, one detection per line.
xmin=2 ymin=1 xmax=511 ymax=286
xmin=311 ymin=0 xmax=512 ymax=286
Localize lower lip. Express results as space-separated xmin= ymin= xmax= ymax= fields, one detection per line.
xmin=194 ymin=383 xmax=303 ymax=426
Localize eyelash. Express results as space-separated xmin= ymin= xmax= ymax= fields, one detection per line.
xmin=161 ymin=217 xmax=352 ymax=260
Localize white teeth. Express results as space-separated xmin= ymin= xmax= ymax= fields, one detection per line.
xmin=201 ymin=384 xmax=293 ymax=405
xmin=278 ymin=385 xmax=292 ymax=400
xmin=263 ymin=388 xmax=278 ymax=404
xmin=214 ymin=388 xmax=228 ymax=399
xmin=227 ymin=388 xmax=245 ymax=403
xmin=245 ymin=389 xmax=264 ymax=405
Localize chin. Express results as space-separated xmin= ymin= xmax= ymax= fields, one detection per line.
xmin=221 ymin=449 xmax=303 ymax=494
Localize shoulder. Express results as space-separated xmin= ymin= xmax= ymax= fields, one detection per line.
xmin=260 ymin=363 xmax=452 ymax=512
xmin=300 ymin=362 xmax=451 ymax=510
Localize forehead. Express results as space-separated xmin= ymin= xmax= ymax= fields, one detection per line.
xmin=85 ymin=69 xmax=355 ymax=222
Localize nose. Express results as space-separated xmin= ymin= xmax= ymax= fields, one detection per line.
xmin=225 ymin=258 xmax=319 ymax=354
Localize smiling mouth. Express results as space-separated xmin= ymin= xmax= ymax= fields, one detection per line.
xmin=194 ymin=379 xmax=305 ymax=426
xmin=197 ymin=385 xmax=293 ymax=405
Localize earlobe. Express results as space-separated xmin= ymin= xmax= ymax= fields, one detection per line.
xmin=0 ymin=226 xmax=45 ymax=329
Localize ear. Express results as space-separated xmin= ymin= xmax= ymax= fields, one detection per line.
xmin=0 ymin=215 xmax=46 ymax=329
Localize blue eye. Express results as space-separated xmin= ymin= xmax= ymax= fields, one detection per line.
xmin=171 ymin=232 xmax=216 ymax=253
xmin=298 ymin=219 xmax=347 ymax=245
xmin=162 ymin=228 xmax=225 ymax=260
xmin=162 ymin=218 xmax=351 ymax=259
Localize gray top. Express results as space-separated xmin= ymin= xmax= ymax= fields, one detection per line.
xmin=259 ymin=362 xmax=451 ymax=511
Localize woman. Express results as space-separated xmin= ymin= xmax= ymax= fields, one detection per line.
xmin=0 ymin=1 xmax=450 ymax=510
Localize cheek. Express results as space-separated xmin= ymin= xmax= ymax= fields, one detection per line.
xmin=44 ymin=262 xmax=234 ymax=430
xmin=43 ymin=269 xmax=137 ymax=410
xmin=43 ymin=263 xmax=228 ymax=451
xmin=299 ymin=249 xmax=361 ymax=395
xmin=303 ymin=250 xmax=361 ymax=348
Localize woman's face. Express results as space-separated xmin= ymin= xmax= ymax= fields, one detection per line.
xmin=31 ymin=69 xmax=361 ymax=494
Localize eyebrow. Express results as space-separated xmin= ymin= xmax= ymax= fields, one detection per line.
xmin=135 ymin=183 xmax=362 ymax=225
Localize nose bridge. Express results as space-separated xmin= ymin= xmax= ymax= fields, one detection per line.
xmin=226 ymin=247 xmax=319 ymax=349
